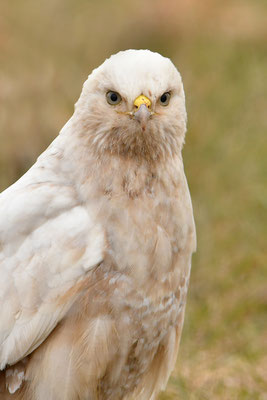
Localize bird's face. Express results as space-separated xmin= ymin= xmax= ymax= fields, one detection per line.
xmin=75 ymin=50 xmax=187 ymax=161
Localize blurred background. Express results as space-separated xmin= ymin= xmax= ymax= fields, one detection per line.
xmin=0 ymin=0 xmax=266 ymax=398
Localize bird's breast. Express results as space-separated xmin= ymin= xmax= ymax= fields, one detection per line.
xmin=81 ymin=155 xmax=195 ymax=296
xmin=99 ymin=177 xmax=193 ymax=296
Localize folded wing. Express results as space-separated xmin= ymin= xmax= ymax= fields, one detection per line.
xmin=0 ymin=166 xmax=104 ymax=369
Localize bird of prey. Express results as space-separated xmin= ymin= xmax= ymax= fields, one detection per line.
xmin=0 ymin=49 xmax=196 ymax=400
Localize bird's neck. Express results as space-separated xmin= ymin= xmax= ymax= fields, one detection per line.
xmin=76 ymin=151 xmax=184 ymax=201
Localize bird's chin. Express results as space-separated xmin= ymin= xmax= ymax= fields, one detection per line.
xmin=89 ymin=119 xmax=171 ymax=162
xmin=139 ymin=122 xmax=148 ymax=133
xmin=131 ymin=118 xmax=152 ymax=134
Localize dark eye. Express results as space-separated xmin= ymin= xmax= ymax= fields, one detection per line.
xmin=159 ymin=92 xmax=171 ymax=106
xmin=106 ymin=91 xmax=122 ymax=105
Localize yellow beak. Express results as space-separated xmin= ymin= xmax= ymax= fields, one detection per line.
xmin=133 ymin=95 xmax=152 ymax=110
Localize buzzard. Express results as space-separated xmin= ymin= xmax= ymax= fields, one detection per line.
xmin=0 ymin=50 xmax=196 ymax=400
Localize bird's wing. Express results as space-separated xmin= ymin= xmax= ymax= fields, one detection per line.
xmin=0 ymin=166 xmax=105 ymax=370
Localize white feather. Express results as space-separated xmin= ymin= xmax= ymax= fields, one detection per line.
xmin=0 ymin=128 xmax=105 ymax=369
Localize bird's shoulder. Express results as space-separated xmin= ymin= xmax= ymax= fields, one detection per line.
xmin=0 ymin=140 xmax=106 ymax=369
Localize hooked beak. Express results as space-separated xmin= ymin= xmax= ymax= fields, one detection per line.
xmin=134 ymin=103 xmax=152 ymax=125
xmin=133 ymin=95 xmax=152 ymax=128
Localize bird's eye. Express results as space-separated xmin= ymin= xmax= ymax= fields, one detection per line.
xmin=106 ymin=91 xmax=122 ymax=105
xmin=159 ymin=92 xmax=171 ymax=106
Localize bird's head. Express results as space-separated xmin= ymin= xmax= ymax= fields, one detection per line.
xmin=74 ymin=49 xmax=187 ymax=162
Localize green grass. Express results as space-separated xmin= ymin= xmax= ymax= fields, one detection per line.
xmin=1 ymin=1 xmax=266 ymax=398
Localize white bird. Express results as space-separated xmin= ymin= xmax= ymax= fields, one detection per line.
xmin=0 ymin=49 xmax=196 ymax=400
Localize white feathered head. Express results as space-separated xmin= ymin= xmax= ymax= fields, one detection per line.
xmin=74 ymin=49 xmax=187 ymax=161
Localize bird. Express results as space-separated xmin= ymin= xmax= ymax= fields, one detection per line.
xmin=0 ymin=49 xmax=196 ymax=400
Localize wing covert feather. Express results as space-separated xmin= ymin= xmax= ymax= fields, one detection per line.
xmin=0 ymin=170 xmax=105 ymax=369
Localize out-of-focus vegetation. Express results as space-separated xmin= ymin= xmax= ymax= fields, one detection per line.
xmin=0 ymin=0 xmax=266 ymax=398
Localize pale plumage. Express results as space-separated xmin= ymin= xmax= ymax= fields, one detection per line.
xmin=0 ymin=49 xmax=196 ymax=400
